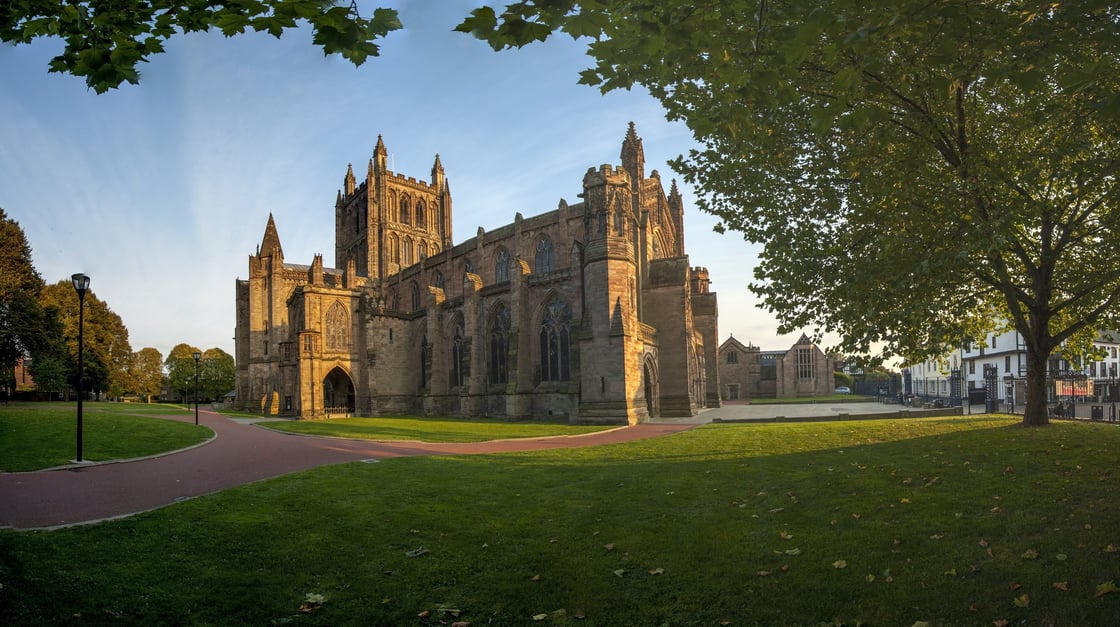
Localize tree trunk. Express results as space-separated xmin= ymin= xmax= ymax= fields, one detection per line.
xmin=1022 ymin=337 xmax=1051 ymax=427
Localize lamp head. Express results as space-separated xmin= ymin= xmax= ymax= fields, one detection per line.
xmin=193 ymin=351 xmax=202 ymax=362
xmin=71 ymin=273 xmax=90 ymax=298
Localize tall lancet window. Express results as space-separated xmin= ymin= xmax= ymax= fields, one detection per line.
xmin=325 ymin=302 xmax=349 ymax=352
xmin=539 ymin=299 xmax=571 ymax=381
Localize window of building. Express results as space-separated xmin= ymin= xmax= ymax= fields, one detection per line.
xmin=488 ymin=304 xmax=510 ymax=384
xmin=325 ymin=301 xmax=349 ymax=352
xmin=400 ymin=197 xmax=411 ymax=225
xmin=991 ymin=334 xmax=997 ymax=349
xmin=451 ymin=315 xmax=466 ymax=387
xmin=416 ymin=200 xmax=426 ymax=229
xmin=495 ymin=248 xmax=511 ymax=283
xmin=403 ymin=238 xmax=413 ymax=266
xmin=969 ymin=361 xmax=975 ymax=374
xmin=410 ymin=282 xmax=421 ymax=312
xmin=535 ymin=238 xmax=555 ymax=274
xmin=1005 ymin=355 xmax=1011 ymax=373
xmin=431 ymin=270 xmax=444 ymax=289
xmin=726 ymin=350 xmax=738 ymax=364
xmin=539 ymin=299 xmax=571 ymax=382
xmin=797 ymin=348 xmax=813 ymax=379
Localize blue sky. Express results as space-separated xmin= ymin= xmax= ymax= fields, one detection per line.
xmin=0 ymin=1 xmax=810 ymax=360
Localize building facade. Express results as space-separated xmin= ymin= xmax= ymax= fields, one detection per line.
xmin=234 ymin=125 xmax=720 ymax=424
xmin=717 ymin=334 xmax=835 ymax=400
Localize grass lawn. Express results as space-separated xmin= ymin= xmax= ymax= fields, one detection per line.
xmin=0 ymin=402 xmax=212 ymax=471
xmin=747 ymin=393 xmax=870 ymax=404
xmin=3 ymin=415 xmax=1120 ymax=625
xmin=258 ymin=415 xmax=616 ymax=442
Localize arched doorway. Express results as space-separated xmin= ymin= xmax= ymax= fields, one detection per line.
xmin=322 ymin=367 xmax=355 ymax=417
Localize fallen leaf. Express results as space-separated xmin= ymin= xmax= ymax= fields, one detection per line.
xmin=1009 ymin=582 xmax=1021 ymax=591
xmin=756 ymin=570 xmax=770 ymax=577
xmin=648 ymin=568 xmax=665 ymax=575
xmin=1056 ymin=553 xmax=1067 ymax=561
xmin=1053 ymin=582 xmax=1069 ymax=591
xmin=452 ymin=622 xmax=470 ymax=627
xmin=1013 ymin=593 xmax=1030 ymax=608
xmin=944 ymin=568 xmax=957 ymax=576
xmin=979 ymin=539 xmax=989 ymax=548
xmin=405 ymin=547 xmax=429 ymax=558
xmin=1095 ymin=581 xmax=1118 ymax=597
xmin=779 ymin=530 xmax=793 ymax=540
xmin=1021 ymin=549 xmax=1038 ymax=560
xmin=531 ymin=574 xmax=541 ymax=581
xmin=780 ymin=564 xmax=790 ymax=572
xmin=900 ymin=498 xmax=911 ymax=504
xmin=784 ymin=548 xmax=801 ymax=556
xmin=532 ymin=613 xmax=548 ymax=621
xmin=549 ymin=537 xmax=559 ymax=544
xmin=866 ymin=574 xmax=875 ymax=583
xmin=993 ymin=620 xmax=1009 ymax=627
xmin=613 ymin=569 xmax=625 ymax=577
xmin=418 ymin=610 xmax=431 ymax=618
xmin=852 ymin=513 xmax=861 ymax=519
xmin=1106 ymin=544 xmax=1120 ymax=553
xmin=603 ymin=543 xmax=616 ymax=551
xmin=833 ymin=560 xmax=847 ymax=569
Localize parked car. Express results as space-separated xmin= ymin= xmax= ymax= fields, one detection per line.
xmin=834 ymin=386 xmax=851 ymax=394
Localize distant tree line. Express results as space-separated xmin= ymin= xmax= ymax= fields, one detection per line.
xmin=1 ymin=208 xmax=233 ymax=402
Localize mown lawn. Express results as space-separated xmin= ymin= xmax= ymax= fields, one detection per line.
xmin=258 ymin=415 xmax=615 ymax=442
xmin=0 ymin=402 xmax=212 ymax=471
xmin=2 ymin=415 xmax=1119 ymax=625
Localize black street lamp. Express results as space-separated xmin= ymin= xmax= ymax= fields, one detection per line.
xmin=71 ymin=273 xmax=90 ymax=462
xmin=192 ymin=351 xmax=201 ymax=425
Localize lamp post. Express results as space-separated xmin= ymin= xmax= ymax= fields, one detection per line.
xmin=71 ymin=273 xmax=90 ymax=462
xmin=192 ymin=351 xmax=201 ymax=426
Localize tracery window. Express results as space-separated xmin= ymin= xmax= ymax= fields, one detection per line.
xmin=535 ymin=238 xmax=555 ymax=274
xmin=488 ymin=303 xmax=510 ymax=384
xmin=403 ymin=238 xmax=414 ymax=266
xmin=797 ymin=348 xmax=813 ymax=379
xmin=451 ymin=314 xmax=466 ymax=387
xmin=325 ymin=302 xmax=349 ymax=352
xmin=431 ymin=270 xmax=444 ymax=289
xmin=727 ymin=350 xmax=738 ymax=364
xmin=411 ymin=281 xmax=422 ymax=312
xmin=416 ymin=200 xmax=426 ymax=229
xmin=539 ymin=299 xmax=571 ymax=382
xmin=495 ymin=248 xmax=511 ymax=283
xmin=389 ymin=287 xmax=400 ymax=310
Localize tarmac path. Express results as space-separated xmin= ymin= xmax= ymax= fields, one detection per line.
xmin=0 ymin=409 xmax=694 ymax=530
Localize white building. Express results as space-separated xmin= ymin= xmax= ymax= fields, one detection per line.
xmin=904 ymin=329 xmax=1120 ymax=414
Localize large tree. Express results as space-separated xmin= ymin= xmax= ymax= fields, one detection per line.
xmin=200 ymin=347 xmax=236 ymax=401
xmin=458 ymin=1 xmax=1120 ymax=426
xmin=0 ymin=0 xmax=402 ymax=93
xmin=0 ymin=208 xmax=48 ymax=374
xmin=39 ymin=280 xmax=134 ymax=398
xmin=131 ymin=347 xmax=164 ymax=402
xmin=165 ymin=343 xmax=202 ymax=404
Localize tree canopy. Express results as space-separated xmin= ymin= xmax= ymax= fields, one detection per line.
xmin=39 ymin=280 xmax=134 ymax=397
xmin=0 ymin=208 xmax=48 ymax=373
xmin=456 ymin=1 xmax=1120 ymax=426
xmin=131 ymin=347 xmax=164 ymax=401
xmin=0 ymin=0 xmax=402 ymax=93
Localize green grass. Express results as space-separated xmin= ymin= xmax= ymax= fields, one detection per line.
xmin=0 ymin=402 xmax=212 ymax=471
xmin=3 ymin=416 xmax=1120 ymax=625
xmin=258 ymin=415 xmax=616 ymax=442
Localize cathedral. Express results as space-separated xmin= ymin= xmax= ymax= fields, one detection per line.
xmin=234 ymin=124 xmax=720 ymax=424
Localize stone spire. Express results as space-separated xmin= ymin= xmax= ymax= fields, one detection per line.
xmin=259 ymin=213 xmax=283 ymax=259
xmin=620 ymin=121 xmax=645 ymax=189
xmin=344 ymin=163 xmax=356 ymax=195
xmin=373 ymin=134 xmax=388 ymax=172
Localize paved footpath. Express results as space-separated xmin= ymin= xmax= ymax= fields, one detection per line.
xmin=0 ymin=410 xmax=693 ymax=530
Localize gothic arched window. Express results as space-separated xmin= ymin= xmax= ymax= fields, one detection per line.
xmin=325 ymin=301 xmax=349 ymax=352
xmin=403 ymin=238 xmax=414 ymax=266
xmin=495 ymin=248 xmax=511 ymax=283
xmin=416 ymin=200 xmax=426 ymax=229
xmin=539 ymin=299 xmax=571 ymax=381
xmin=535 ymin=238 xmax=555 ymax=274
xmin=389 ymin=286 xmax=400 ymax=310
xmin=488 ymin=303 xmax=510 ymax=384
xmin=400 ymin=196 xmax=411 ymax=225
xmin=411 ymin=281 xmax=422 ymax=312
xmin=450 ymin=314 xmax=466 ymax=388
xmin=431 ymin=270 xmax=444 ymax=289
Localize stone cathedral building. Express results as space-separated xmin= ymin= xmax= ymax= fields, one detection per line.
xmin=234 ymin=124 xmax=720 ymax=424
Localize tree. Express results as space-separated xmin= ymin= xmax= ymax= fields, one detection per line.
xmin=0 ymin=208 xmax=48 ymax=374
xmin=458 ymin=1 xmax=1120 ymax=426
xmin=165 ymin=343 xmax=201 ymax=404
xmin=0 ymin=1 xmax=402 ymax=93
xmin=131 ymin=347 xmax=164 ymax=402
xmin=39 ymin=280 xmax=134 ymax=398
xmin=200 ymin=348 xmax=236 ymax=401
